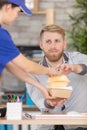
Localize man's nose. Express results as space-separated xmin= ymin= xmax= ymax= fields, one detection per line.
xmin=51 ymin=42 xmax=56 ymax=48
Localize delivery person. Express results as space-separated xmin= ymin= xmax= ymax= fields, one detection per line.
xmin=0 ymin=0 xmax=59 ymax=99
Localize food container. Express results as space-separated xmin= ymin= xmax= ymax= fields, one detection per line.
xmin=48 ymin=86 xmax=72 ymax=98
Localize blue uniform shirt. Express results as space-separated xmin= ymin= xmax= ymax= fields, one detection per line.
xmin=0 ymin=25 xmax=20 ymax=75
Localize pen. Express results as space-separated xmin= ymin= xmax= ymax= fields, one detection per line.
xmin=5 ymin=94 xmax=9 ymax=100
xmin=12 ymin=94 xmax=17 ymax=102
xmin=5 ymin=93 xmax=12 ymax=102
xmin=12 ymin=94 xmax=17 ymax=99
xmin=19 ymin=94 xmax=25 ymax=102
xmin=17 ymin=96 xmax=20 ymax=102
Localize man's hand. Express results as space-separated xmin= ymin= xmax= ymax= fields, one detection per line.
xmin=60 ymin=64 xmax=74 ymax=75
xmin=55 ymin=64 xmax=83 ymax=75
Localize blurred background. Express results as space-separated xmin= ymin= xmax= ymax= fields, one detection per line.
xmin=1 ymin=0 xmax=87 ymax=130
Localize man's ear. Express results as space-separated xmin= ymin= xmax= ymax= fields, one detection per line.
xmin=39 ymin=42 xmax=43 ymax=50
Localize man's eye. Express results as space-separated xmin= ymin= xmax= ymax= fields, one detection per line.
xmin=46 ymin=40 xmax=51 ymax=44
xmin=55 ymin=39 xmax=60 ymax=43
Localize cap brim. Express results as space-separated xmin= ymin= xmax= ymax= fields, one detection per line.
xmin=21 ymin=4 xmax=32 ymax=16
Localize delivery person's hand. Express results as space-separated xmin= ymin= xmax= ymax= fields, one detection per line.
xmin=44 ymin=98 xmax=66 ymax=108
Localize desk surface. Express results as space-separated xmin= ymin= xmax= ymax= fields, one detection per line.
xmin=0 ymin=116 xmax=87 ymax=125
xmin=0 ymin=111 xmax=87 ymax=125
xmin=0 ymin=105 xmax=87 ymax=125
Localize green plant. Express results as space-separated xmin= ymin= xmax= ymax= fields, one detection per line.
xmin=67 ymin=0 xmax=87 ymax=54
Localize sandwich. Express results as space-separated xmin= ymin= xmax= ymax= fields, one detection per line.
xmin=48 ymin=75 xmax=70 ymax=87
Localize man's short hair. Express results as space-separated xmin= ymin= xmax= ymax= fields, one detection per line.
xmin=40 ymin=24 xmax=65 ymax=40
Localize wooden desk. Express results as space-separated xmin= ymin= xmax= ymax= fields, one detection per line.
xmin=0 ymin=113 xmax=87 ymax=125
xmin=0 ymin=105 xmax=87 ymax=125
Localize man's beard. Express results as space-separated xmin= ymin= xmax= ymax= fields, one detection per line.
xmin=45 ymin=50 xmax=63 ymax=62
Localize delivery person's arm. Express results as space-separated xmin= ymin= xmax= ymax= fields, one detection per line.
xmin=12 ymin=53 xmax=58 ymax=76
xmin=6 ymin=62 xmax=50 ymax=99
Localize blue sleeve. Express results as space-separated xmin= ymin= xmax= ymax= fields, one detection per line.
xmin=0 ymin=26 xmax=20 ymax=74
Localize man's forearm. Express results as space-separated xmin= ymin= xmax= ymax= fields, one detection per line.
xmin=74 ymin=64 xmax=87 ymax=75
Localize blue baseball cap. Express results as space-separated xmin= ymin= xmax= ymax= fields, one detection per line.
xmin=8 ymin=0 xmax=32 ymax=15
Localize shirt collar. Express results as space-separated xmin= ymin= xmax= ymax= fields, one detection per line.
xmin=41 ymin=53 xmax=69 ymax=67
